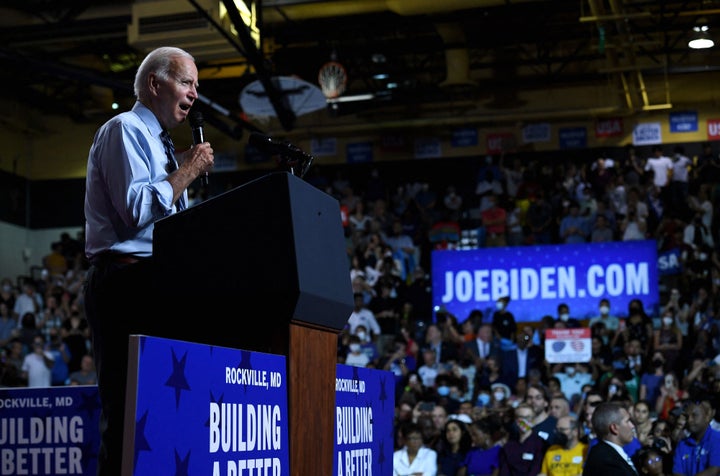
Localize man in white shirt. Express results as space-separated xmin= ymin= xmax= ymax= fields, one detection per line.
xmin=21 ymin=335 xmax=55 ymax=387
xmin=554 ymin=362 xmax=593 ymax=404
xmin=13 ymin=282 xmax=41 ymax=325
xmin=583 ymin=402 xmax=638 ymax=476
xmin=644 ymin=145 xmax=673 ymax=211
xmin=645 ymin=145 xmax=673 ymax=188
xmin=347 ymin=292 xmax=381 ymax=341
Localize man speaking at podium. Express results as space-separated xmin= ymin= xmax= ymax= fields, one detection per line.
xmin=83 ymin=46 xmax=214 ymax=475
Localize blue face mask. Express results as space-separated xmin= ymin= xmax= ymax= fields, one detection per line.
xmin=437 ymin=386 xmax=450 ymax=397
xmin=477 ymin=393 xmax=491 ymax=406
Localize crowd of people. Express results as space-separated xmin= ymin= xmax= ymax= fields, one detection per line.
xmin=332 ymin=143 xmax=720 ymax=475
xmin=2 ymin=138 xmax=720 ymax=475
xmin=0 ymin=231 xmax=96 ymax=388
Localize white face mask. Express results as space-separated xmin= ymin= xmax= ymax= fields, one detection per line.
xmin=356 ymin=331 xmax=367 ymax=342
xmin=599 ymin=305 xmax=609 ymax=315
xmin=496 ymin=301 xmax=505 ymax=311
xmin=565 ymin=366 xmax=576 ymax=376
xmin=493 ymin=391 xmax=506 ymax=401
xmin=662 ymin=317 xmax=674 ymax=326
xmin=349 ymin=344 xmax=361 ymax=353
xmin=559 ymin=313 xmax=569 ymax=322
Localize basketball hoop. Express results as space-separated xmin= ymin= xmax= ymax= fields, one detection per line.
xmin=318 ymin=61 xmax=347 ymax=99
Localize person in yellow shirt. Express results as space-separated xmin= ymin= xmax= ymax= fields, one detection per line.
xmin=539 ymin=415 xmax=588 ymax=476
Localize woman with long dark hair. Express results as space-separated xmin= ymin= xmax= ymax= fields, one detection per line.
xmin=436 ymin=418 xmax=473 ymax=476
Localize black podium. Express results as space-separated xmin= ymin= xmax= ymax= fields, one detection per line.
xmin=151 ymin=172 xmax=353 ymax=475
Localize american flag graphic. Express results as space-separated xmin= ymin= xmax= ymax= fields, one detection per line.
xmin=570 ymin=340 xmax=585 ymax=351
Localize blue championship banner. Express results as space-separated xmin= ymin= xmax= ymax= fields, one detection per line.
xmin=432 ymin=240 xmax=660 ymax=322
xmin=0 ymin=385 xmax=101 ymax=475
xmin=334 ymin=364 xmax=395 ymax=476
xmin=123 ymin=335 xmax=289 ymax=476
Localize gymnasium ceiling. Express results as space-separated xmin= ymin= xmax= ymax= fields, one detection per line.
xmin=1 ymin=0 xmax=720 ymax=140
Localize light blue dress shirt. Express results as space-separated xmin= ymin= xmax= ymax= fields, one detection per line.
xmin=84 ymin=101 xmax=185 ymax=260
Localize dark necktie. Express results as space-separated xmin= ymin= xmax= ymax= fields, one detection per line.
xmin=161 ymin=130 xmax=177 ymax=172
xmin=160 ymin=130 xmax=185 ymax=210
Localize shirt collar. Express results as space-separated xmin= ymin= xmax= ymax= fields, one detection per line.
xmin=132 ymin=101 xmax=164 ymax=139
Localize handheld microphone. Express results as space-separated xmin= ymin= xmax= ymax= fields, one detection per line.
xmin=248 ymin=132 xmax=314 ymax=177
xmin=189 ymin=110 xmax=208 ymax=187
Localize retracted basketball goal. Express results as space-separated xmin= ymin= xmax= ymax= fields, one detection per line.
xmin=318 ymin=61 xmax=348 ymax=99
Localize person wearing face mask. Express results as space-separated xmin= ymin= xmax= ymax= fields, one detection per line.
xmin=553 ymin=362 xmax=594 ymax=405
xmin=488 ymin=382 xmax=514 ymax=423
xmin=492 ymin=383 xmax=511 ymax=404
xmin=652 ymin=312 xmax=682 ymax=373
xmin=343 ymin=334 xmax=371 ymax=367
xmin=475 ymin=385 xmax=493 ymax=409
xmin=639 ymin=351 xmax=667 ymax=406
xmin=354 ymin=324 xmax=380 ymax=366
xmin=588 ymin=298 xmax=620 ymax=342
xmin=492 ymin=296 xmax=517 ymax=351
xmin=556 ymin=303 xmax=582 ymax=329
xmin=499 ymin=403 xmax=546 ymax=476
xmin=432 ymin=375 xmax=463 ymax=419
xmin=539 ymin=415 xmax=587 ymax=476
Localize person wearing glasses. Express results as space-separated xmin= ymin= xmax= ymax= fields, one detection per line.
xmin=632 ymin=446 xmax=667 ymax=476
xmin=539 ymin=415 xmax=587 ymax=476
xmin=393 ymin=421 xmax=438 ymax=476
xmin=499 ymin=403 xmax=546 ymax=476
xmin=579 ymin=390 xmax=604 ymax=443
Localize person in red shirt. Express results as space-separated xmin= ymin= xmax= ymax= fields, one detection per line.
xmin=482 ymin=193 xmax=507 ymax=247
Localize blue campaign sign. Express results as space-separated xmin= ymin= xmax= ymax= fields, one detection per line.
xmin=451 ymin=127 xmax=479 ymax=147
xmin=632 ymin=122 xmax=662 ymax=145
xmin=124 ymin=335 xmax=289 ymax=476
xmin=669 ymin=111 xmax=698 ymax=133
xmin=334 ymin=364 xmax=395 ymax=476
xmin=431 ymin=240 xmax=660 ymax=322
xmin=346 ymin=141 xmax=374 ymax=164
xmin=311 ymin=137 xmax=338 ymax=156
xmin=559 ymin=127 xmax=587 ymax=149
xmin=414 ymin=137 xmax=442 ymax=159
xmin=522 ymin=123 xmax=551 ymax=143
xmin=658 ymin=248 xmax=682 ymax=276
xmin=0 ymin=385 xmax=101 ymax=475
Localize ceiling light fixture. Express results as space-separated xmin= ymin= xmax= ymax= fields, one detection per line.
xmin=689 ymin=22 xmax=714 ymax=49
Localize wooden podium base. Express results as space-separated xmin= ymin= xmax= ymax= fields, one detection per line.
xmin=288 ymin=322 xmax=338 ymax=476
